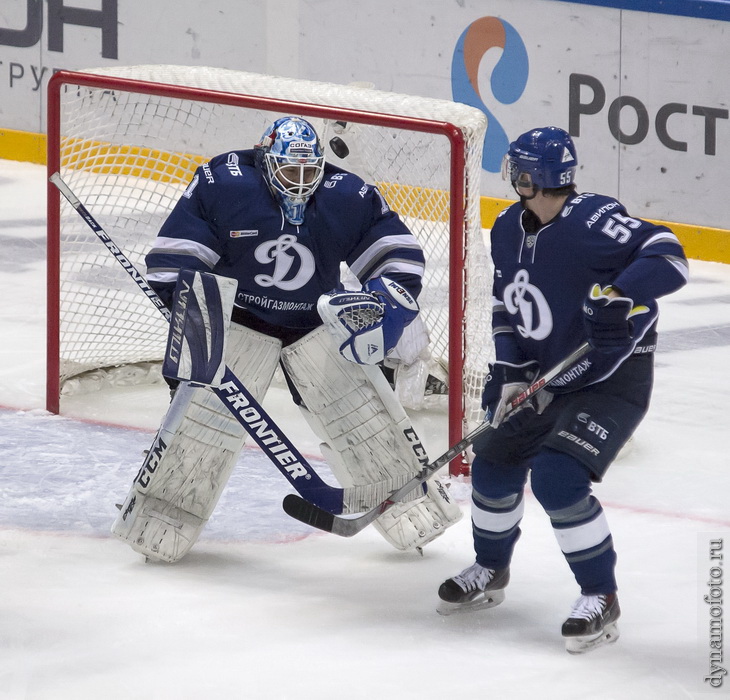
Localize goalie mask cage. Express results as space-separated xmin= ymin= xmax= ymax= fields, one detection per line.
xmin=47 ymin=66 xmax=492 ymax=475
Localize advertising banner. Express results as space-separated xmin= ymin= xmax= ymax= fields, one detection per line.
xmin=0 ymin=0 xmax=728 ymax=229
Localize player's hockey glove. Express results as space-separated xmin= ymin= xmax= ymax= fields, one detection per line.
xmin=582 ymin=284 xmax=636 ymax=353
xmin=481 ymin=361 xmax=550 ymax=434
xmin=317 ymin=277 xmax=419 ymax=365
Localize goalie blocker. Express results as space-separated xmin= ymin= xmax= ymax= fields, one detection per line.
xmin=161 ymin=268 xmax=238 ymax=387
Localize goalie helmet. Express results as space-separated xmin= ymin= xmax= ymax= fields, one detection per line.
xmin=502 ymin=126 xmax=578 ymax=192
xmin=256 ymin=116 xmax=325 ymax=224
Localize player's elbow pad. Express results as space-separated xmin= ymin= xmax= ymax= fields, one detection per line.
xmin=363 ymin=277 xmax=420 ymax=354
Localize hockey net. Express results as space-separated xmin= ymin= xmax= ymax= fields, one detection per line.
xmin=47 ymin=66 xmax=492 ymax=473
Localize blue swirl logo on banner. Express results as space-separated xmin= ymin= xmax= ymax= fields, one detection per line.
xmin=451 ymin=17 xmax=529 ymax=172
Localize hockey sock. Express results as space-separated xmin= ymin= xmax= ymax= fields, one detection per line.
xmin=470 ymin=454 xmax=529 ymax=569
xmin=531 ymin=448 xmax=618 ymax=594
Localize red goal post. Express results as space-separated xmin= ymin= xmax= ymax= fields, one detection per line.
xmin=46 ymin=66 xmax=492 ymax=475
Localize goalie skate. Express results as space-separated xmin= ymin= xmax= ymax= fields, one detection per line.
xmin=562 ymin=593 xmax=621 ymax=654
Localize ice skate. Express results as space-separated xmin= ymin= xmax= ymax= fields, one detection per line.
xmin=437 ymin=563 xmax=509 ymax=616
xmin=562 ymin=593 xmax=621 ymax=654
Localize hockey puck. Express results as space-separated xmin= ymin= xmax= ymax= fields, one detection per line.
xmin=329 ymin=136 xmax=350 ymax=159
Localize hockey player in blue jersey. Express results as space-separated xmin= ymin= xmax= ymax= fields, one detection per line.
xmin=111 ymin=116 xmax=461 ymax=560
xmin=436 ymin=126 xmax=688 ymax=653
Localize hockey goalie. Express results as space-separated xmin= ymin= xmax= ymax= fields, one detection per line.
xmin=111 ymin=116 xmax=461 ymax=562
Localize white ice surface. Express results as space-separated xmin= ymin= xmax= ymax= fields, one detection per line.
xmin=1 ymin=160 xmax=729 ymax=699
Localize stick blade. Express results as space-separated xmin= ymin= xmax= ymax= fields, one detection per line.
xmin=283 ymin=494 xmax=382 ymax=538
xmin=283 ymin=494 xmax=338 ymax=532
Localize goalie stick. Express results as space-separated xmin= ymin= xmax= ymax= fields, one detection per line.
xmin=282 ymin=341 xmax=593 ymax=537
xmin=49 ymin=172 xmax=397 ymax=516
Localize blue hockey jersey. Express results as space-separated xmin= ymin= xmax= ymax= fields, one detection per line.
xmin=145 ymin=150 xmax=425 ymax=329
xmin=490 ymin=192 xmax=688 ymax=391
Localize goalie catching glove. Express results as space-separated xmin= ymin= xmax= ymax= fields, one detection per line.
xmin=317 ymin=277 xmax=419 ymax=365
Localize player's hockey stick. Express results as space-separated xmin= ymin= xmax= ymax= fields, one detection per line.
xmin=49 ymin=172 xmax=397 ymax=515
xmin=282 ymin=341 xmax=593 ymax=536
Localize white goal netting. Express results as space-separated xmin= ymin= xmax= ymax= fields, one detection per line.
xmin=47 ymin=65 xmax=493 ymax=450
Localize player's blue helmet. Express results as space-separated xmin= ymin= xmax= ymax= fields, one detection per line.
xmin=256 ymin=116 xmax=325 ymax=224
xmin=502 ymin=126 xmax=578 ymax=191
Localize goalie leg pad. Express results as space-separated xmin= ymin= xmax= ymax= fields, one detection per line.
xmin=112 ymin=323 xmax=282 ymax=562
xmin=371 ymin=478 xmax=462 ymax=551
xmin=281 ymin=326 xmax=461 ymax=551
xmin=282 ymin=326 xmax=420 ymax=487
xmin=112 ymin=495 xmax=206 ymax=563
